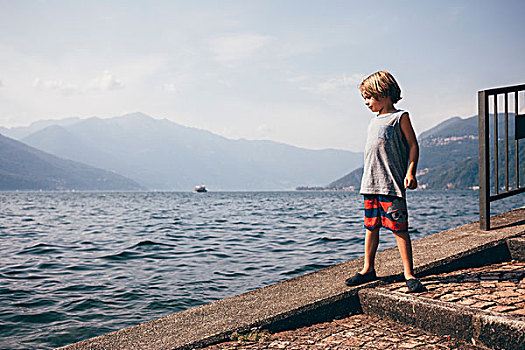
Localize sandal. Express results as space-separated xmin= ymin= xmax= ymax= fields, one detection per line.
xmin=406 ymin=278 xmax=426 ymax=293
xmin=345 ymin=270 xmax=377 ymax=286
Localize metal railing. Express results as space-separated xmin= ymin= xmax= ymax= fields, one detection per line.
xmin=478 ymin=83 xmax=525 ymax=230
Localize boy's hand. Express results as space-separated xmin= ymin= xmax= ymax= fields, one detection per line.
xmin=404 ymin=174 xmax=418 ymax=190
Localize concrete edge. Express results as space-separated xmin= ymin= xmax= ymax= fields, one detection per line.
xmin=414 ymin=239 xmax=513 ymax=277
xmin=358 ymin=288 xmax=525 ymax=350
xmin=178 ymin=289 xmax=364 ymax=350
xmin=507 ymin=237 xmax=525 ymax=262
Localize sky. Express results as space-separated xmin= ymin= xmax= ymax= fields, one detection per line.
xmin=0 ymin=0 xmax=524 ymax=152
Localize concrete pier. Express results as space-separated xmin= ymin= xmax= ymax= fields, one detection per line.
xmin=60 ymin=208 xmax=525 ymax=350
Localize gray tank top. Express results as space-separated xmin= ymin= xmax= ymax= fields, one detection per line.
xmin=360 ymin=110 xmax=409 ymax=198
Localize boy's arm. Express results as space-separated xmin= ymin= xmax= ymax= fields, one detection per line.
xmin=400 ymin=112 xmax=419 ymax=190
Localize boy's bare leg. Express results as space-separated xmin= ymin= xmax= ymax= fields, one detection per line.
xmin=393 ymin=231 xmax=417 ymax=280
xmin=360 ymin=227 xmax=379 ymax=275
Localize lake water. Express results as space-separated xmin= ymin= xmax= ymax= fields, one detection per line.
xmin=0 ymin=190 xmax=522 ymax=349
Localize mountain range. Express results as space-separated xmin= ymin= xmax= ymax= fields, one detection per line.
xmin=0 ymin=133 xmax=143 ymax=191
xmin=1 ymin=113 xmax=363 ymax=191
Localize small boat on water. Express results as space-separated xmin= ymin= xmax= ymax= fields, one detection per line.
xmin=194 ymin=185 xmax=207 ymax=193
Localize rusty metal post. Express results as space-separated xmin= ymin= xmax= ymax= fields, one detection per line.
xmin=479 ymin=90 xmax=490 ymax=230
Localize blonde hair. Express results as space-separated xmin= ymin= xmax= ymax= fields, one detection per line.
xmin=360 ymin=71 xmax=402 ymax=104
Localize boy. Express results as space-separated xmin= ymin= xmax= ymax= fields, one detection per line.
xmin=345 ymin=71 xmax=425 ymax=293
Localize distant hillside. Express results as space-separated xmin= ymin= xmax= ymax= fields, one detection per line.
xmin=418 ymin=116 xmax=477 ymax=139
xmin=0 ymin=133 xmax=143 ymax=191
xmin=418 ymin=117 xmax=478 ymax=170
xmin=326 ymin=167 xmax=363 ymax=190
xmin=418 ymin=157 xmax=479 ymax=189
xmin=417 ymin=114 xmax=524 ymax=189
xmin=323 ymin=114 xmax=524 ymax=191
xmin=7 ymin=113 xmax=363 ymax=191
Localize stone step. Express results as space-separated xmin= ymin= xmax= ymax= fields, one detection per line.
xmin=204 ymin=312 xmax=480 ymax=349
xmin=359 ymin=288 xmax=525 ymax=350
xmin=507 ymin=236 xmax=525 ymax=262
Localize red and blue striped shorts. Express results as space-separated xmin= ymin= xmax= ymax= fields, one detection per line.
xmin=364 ymin=194 xmax=409 ymax=233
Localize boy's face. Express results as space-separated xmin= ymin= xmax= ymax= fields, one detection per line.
xmin=361 ymin=91 xmax=391 ymax=114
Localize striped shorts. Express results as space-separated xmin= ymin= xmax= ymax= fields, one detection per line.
xmin=364 ymin=194 xmax=409 ymax=233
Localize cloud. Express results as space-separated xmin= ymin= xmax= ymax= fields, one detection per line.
xmin=33 ymin=78 xmax=79 ymax=95
xmin=33 ymin=71 xmax=123 ymax=95
xmin=257 ymin=124 xmax=272 ymax=138
xmin=298 ymin=73 xmax=365 ymax=94
xmin=163 ymin=83 xmax=177 ymax=92
xmin=284 ymin=73 xmax=367 ymax=113
xmin=0 ymin=80 xmax=3 ymax=87
xmin=286 ymin=75 xmax=309 ymax=84
xmin=210 ymin=34 xmax=272 ymax=61
xmin=89 ymin=70 xmax=123 ymax=91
